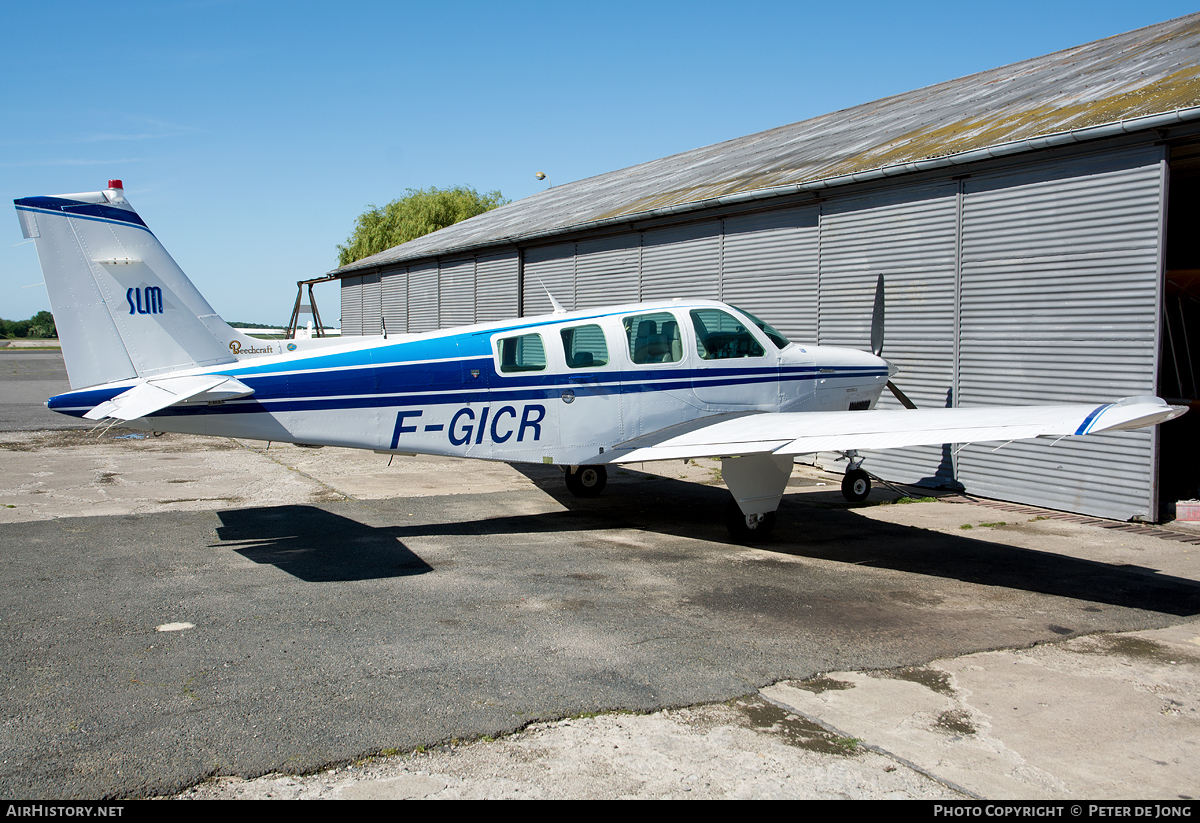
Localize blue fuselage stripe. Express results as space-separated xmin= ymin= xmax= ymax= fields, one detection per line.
xmin=47 ymin=354 xmax=886 ymax=418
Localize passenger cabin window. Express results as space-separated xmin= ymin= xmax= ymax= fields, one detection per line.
xmin=623 ymin=312 xmax=682 ymax=364
xmin=690 ymin=309 xmax=765 ymax=359
xmin=561 ymin=324 xmax=609 ymax=369
xmin=497 ymin=333 xmax=546 ymax=373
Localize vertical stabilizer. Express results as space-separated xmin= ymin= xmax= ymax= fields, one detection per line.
xmin=15 ymin=182 xmax=246 ymax=389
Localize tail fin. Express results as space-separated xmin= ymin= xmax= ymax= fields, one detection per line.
xmin=14 ymin=181 xmax=257 ymax=389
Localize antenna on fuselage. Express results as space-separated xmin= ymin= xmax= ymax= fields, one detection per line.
xmin=536 ymin=276 xmax=567 ymax=314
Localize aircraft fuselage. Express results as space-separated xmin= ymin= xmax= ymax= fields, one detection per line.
xmin=48 ymin=299 xmax=891 ymax=467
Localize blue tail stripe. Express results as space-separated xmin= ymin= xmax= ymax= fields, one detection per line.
xmin=15 ymin=200 xmax=150 ymax=232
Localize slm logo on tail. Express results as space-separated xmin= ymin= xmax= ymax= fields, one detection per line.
xmin=126 ymin=286 xmax=163 ymax=315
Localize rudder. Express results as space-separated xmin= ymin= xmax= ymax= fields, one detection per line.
xmin=15 ymin=181 xmax=246 ymax=389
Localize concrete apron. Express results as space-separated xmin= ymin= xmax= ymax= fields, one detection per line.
xmin=2 ymin=430 xmax=1197 ymax=799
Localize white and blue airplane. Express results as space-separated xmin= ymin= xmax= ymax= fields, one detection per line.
xmin=14 ymin=181 xmax=1187 ymax=538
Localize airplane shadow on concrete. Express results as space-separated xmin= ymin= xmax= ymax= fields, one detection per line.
xmin=212 ymin=468 xmax=1200 ymax=617
xmin=511 ymin=463 xmax=1200 ymax=618
xmin=214 ymin=505 xmax=435 ymax=583
xmin=212 ymin=502 xmax=619 ymax=583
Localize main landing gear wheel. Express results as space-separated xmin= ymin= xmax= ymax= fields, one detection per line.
xmin=725 ymin=499 xmax=777 ymax=542
xmin=841 ymin=468 xmax=872 ymax=502
xmin=565 ymin=465 xmax=607 ymax=497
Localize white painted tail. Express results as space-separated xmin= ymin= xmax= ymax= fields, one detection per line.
xmin=14 ymin=181 xmax=256 ymax=389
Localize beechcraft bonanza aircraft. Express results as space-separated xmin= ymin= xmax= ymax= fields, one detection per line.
xmin=14 ymin=182 xmax=1188 ymax=538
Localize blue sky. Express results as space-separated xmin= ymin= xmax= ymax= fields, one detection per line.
xmin=3 ymin=0 xmax=1196 ymax=324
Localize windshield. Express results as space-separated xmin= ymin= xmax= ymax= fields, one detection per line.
xmin=730 ymin=306 xmax=791 ymax=349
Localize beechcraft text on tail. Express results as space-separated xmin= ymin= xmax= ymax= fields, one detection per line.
xmin=14 ymin=182 xmax=1187 ymax=539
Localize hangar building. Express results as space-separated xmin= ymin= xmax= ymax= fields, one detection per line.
xmin=334 ymin=13 xmax=1200 ymax=521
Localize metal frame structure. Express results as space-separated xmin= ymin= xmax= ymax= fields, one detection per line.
xmin=284 ymin=275 xmax=335 ymax=339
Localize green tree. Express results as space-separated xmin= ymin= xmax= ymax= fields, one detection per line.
xmin=337 ymin=186 xmax=509 ymax=267
xmin=1 ymin=311 xmax=56 ymax=339
xmin=27 ymin=310 xmax=56 ymax=339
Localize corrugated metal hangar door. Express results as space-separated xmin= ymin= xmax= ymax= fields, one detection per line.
xmin=345 ymin=253 xmax=519 ymax=335
xmin=339 ymin=274 xmax=362 ymax=336
xmin=338 ymin=271 xmax=382 ymax=336
xmin=818 ymin=180 xmax=960 ymax=488
xmin=720 ymin=207 xmax=819 ymax=343
xmin=816 ymin=147 xmax=1164 ymax=519
xmin=954 ymin=147 xmax=1165 ymax=520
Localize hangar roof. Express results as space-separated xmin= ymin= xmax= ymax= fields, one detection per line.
xmin=336 ymin=12 xmax=1200 ymax=275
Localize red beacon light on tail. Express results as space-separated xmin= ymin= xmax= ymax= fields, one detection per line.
xmin=105 ymin=180 xmax=126 ymax=204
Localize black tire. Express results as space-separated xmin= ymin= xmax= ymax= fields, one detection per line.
xmin=841 ymin=468 xmax=871 ymax=502
xmin=565 ymin=465 xmax=607 ymax=497
xmin=725 ymin=498 xmax=777 ymax=542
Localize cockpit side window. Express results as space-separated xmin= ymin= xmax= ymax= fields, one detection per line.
xmin=497 ymin=332 xmax=547 ymax=372
xmin=728 ymin=305 xmax=791 ymax=349
xmin=690 ymin=308 xmax=765 ymax=359
xmin=623 ymin=311 xmax=682 ymax=364
xmin=560 ymin=324 xmax=609 ymax=369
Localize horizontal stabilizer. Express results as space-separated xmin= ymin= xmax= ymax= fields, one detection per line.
xmin=597 ymin=397 xmax=1187 ymax=464
xmin=84 ymin=375 xmax=254 ymax=421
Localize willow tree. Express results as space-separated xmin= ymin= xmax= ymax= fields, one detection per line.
xmin=337 ymin=186 xmax=509 ymax=267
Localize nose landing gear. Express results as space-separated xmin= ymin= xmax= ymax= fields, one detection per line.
xmin=841 ymin=468 xmax=872 ymax=502
xmin=839 ymin=451 xmax=872 ymax=502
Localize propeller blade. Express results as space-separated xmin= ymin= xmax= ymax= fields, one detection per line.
xmin=887 ymin=380 xmax=918 ymax=410
xmin=872 ymin=273 xmax=915 ymax=408
xmin=870 ymin=273 xmax=885 ymax=357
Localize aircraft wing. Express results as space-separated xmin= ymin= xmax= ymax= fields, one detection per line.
xmin=83 ymin=375 xmax=254 ymax=422
xmin=598 ymin=396 xmax=1186 ymax=463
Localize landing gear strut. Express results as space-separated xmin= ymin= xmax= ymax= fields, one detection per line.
xmin=565 ymin=465 xmax=607 ymax=497
xmin=839 ymin=450 xmax=872 ymax=502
